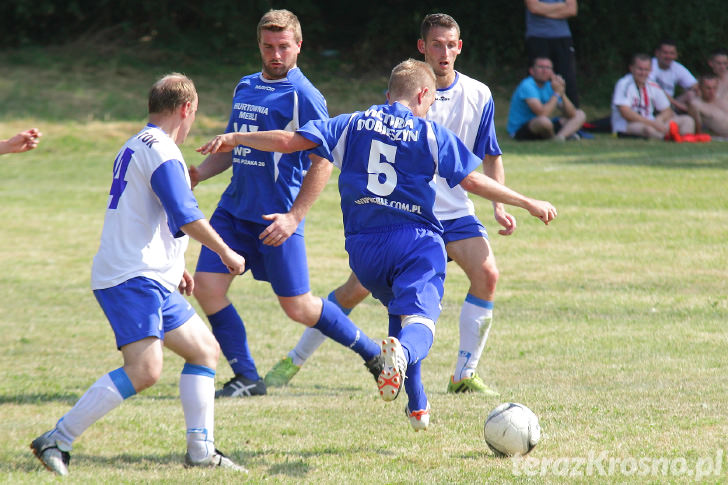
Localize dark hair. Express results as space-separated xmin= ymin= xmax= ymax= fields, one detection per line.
xmin=630 ymin=53 xmax=651 ymax=66
xmin=420 ymin=13 xmax=460 ymax=41
xmin=655 ymin=38 xmax=677 ymax=50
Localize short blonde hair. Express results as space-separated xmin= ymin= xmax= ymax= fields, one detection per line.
xmin=148 ymin=73 xmax=196 ymax=114
xmin=388 ymin=59 xmax=436 ymax=99
xmin=257 ymin=9 xmax=302 ymax=44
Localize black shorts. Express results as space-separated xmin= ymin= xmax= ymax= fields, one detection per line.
xmin=513 ymin=118 xmax=563 ymax=140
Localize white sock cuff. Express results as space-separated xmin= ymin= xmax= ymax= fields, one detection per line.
xmin=401 ymin=315 xmax=435 ymax=337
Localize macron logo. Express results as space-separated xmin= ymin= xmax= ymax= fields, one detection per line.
xmin=255 ymin=85 xmax=275 ymax=91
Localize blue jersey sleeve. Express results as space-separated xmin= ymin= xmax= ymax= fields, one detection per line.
xmin=297 ymin=113 xmax=354 ymax=166
xmin=431 ymin=123 xmax=482 ymax=188
xmin=150 ymin=160 xmax=205 ymax=237
xmin=472 ymin=97 xmax=502 ymax=158
xmin=297 ymin=85 xmax=329 ymax=125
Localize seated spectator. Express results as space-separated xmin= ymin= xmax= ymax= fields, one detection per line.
xmin=688 ymin=74 xmax=728 ymax=136
xmin=507 ymin=56 xmax=585 ymax=141
xmin=707 ymin=49 xmax=728 ymax=101
xmin=611 ymin=53 xmax=694 ymax=139
xmin=648 ymin=39 xmax=698 ymax=113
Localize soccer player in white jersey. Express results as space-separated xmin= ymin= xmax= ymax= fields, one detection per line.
xmin=198 ymin=59 xmax=557 ymax=431
xmin=189 ymin=9 xmax=383 ymax=399
xmin=264 ymin=13 xmax=512 ymax=396
xmin=30 ymin=74 xmax=247 ymax=476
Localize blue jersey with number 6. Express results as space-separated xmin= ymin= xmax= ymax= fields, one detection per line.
xmin=297 ymin=102 xmax=480 ymax=236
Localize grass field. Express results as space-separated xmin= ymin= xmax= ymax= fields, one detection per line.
xmin=1 ymin=44 xmax=727 ymax=484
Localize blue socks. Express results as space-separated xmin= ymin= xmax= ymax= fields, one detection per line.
xmin=207 ymin=304 xmax=259 ymax=380
xmin=313 ymin=298 xmax=379 ymax=361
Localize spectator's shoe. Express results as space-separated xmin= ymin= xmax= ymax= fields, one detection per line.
xmin=447 ymin=374 xmax=499 ymax=397
xmin=364 ymin=353 xmax=384 ymax=383
xmin=666 ymin=121 xmax=683 ymax=142
xmin=264 ymin=357 xmax=300 ymax=387
xmin=405 ymin=402 xmax=431 ymax=432
xmin=377 ymin=337 xmax=407 ymax=402
xmin=576 ymin=129 xmax=595 ymax=139
xmin=215 ymin=375 xmax=266 ymax=398
xmin=185 ymin=448 xmax=248 ymax=473
xmin=681 ymin=133 xmax=712 ymax=143
xmin=30 ymin=430 xmax=70 ymax=476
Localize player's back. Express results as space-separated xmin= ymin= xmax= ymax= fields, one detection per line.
xmin=299 ymin=102 xmax=481 ymax=237
xmin=91 ymin=124 xmax=189 ymax=292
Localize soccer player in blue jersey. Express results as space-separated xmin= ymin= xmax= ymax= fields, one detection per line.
xmin=189 ymin=9 xmax=382 ymax=398
xmin=198 ymin=59 xmax=557 ymax=431
xmin=31 ymin=74 xmax=248 ymax=476
xmin=266 ymin=13 xmax=514 ymax=397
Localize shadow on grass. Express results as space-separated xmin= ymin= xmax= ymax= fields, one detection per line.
xmin=0 ymin=392 xmax=80 ymax=405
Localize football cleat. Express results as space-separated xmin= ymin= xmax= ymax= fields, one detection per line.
xmin=377 ymin=337 xmax=407 ymax=402
xmin=447 ymin=374 xmax=499 ymax=396
xmin=30 ymin=430 xmax=70 ymax=476
xmin=184 ymin=448 xmax=248 ymax=472
xmin=364 ymin=353 xmax=384 ymax=383
xmin=264 ymin=357 xmax=301 ymax=387
xmin=405 ymin=402 xmax=431 ymax=431
xmin=215 ymin=375 xmax=266 ymax=398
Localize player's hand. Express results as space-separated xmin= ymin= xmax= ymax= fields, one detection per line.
xmin=527 ymin=199 xmax=557 ymax=225
xmin=188 ymin=164 xmax=200 ymax=189
xmin=178 ymin=269 xmax=194 ymax=296
xmin=3 ymin=128 xmax=41 ymax=154
xmin=260 ymin=212 xmax=298 ymax=246
xmin=197 ymin=133 xmax=238 ymax=155
xmin=221 ymin=249 xmax=245 ymax=275
xmin=494 ymin=207 xmax=517 ymax=236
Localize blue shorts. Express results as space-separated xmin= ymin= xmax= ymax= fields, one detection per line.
xmin=195 ymin=207 xmax=310 ymax=297
xmin=441 ymin=215 xmax=488 ymax=245
xmin=93 ymin=276 xmax=196 ymax=349
xmin=346 ymin=225 xmax=446 ymax=321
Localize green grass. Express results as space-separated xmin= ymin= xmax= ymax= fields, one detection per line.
xmin=1 ymin=44 xmax=727 ymax=484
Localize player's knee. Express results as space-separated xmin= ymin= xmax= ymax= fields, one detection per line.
xmin=127 ymin=362 xmax=163 ymax=391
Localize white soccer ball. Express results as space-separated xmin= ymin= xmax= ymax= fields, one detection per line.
xmin=484 ymin=402 xmax=541 ymax=457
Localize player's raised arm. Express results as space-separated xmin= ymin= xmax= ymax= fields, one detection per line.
xmin=197 ymin=130 xmax=318 ymax=155
xmin=459 ymin=171 xmax=557 ymax=225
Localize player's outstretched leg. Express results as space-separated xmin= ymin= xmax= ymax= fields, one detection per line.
xmin=30 ymin=367 xmax=136 ymax=475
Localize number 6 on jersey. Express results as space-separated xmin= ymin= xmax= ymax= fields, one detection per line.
xmin=366 ymin=140 xmax=397 ymax=197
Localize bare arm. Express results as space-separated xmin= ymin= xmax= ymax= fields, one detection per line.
xmin=181 ymin=219 xmax=245 ymax=274
xmin=0 ymin=128 xmax=41 ymax=155
xmin=483 ymin=154 xmax=517 ymax=236
xmin=618 ymin=105 xmax=667 ymax=131
xmin=459 ymin=171 xmax=556 ymax=225
xmin=687 ymin=100 xmax=704 ymax=133
xmin=526 ymin=95 xmax=559 ymax=117
xmin=525 ymin=0 xmax=577 ymax=18
xmin=197 ymin=130 xmax=318 ymax=155
xmin=189 ymin=151 xmax=233 ymax=188
xmin=259 ymin=154 xmax=333 ymax=246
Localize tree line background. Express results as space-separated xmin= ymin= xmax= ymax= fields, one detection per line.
xmin=2 ymin=0 xmax=728 ymax=107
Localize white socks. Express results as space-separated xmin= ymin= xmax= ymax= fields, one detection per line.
xmin=454 ymin=296 xmax=493 ymax=381
xmin=54 ymin=369 xmax=132 ymax=451
xmin=289 ymin=326 xmax=327 ymax=366
xmin=180 ymin=364 xmax=216 ymax=461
